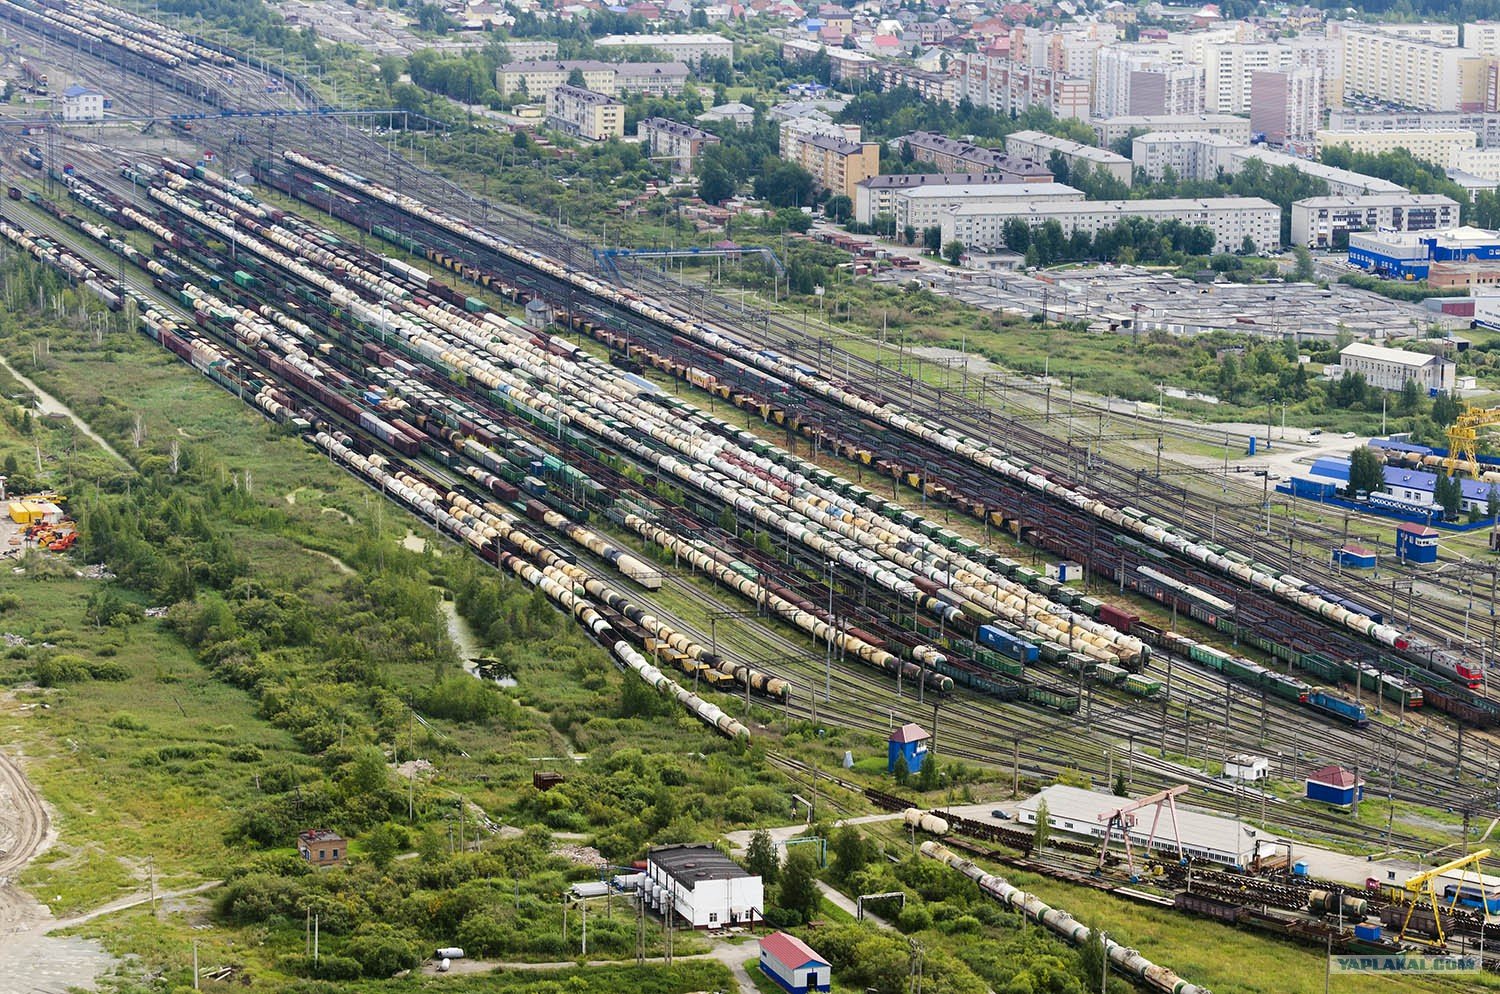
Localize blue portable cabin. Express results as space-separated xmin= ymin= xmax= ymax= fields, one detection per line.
xmin=1306 ymin=764 xmax=1364 ymax=806
xmin=888 ymin=723 xmax=930 ymax=775
xmin=1395 ymin=522 xmax=1439 ymax=564
xmin=1335 ymin=544 xmax=1377 ymax=569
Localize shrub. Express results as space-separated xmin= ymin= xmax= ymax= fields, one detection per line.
xmin=343 ymin=923 xmax=421 ymax=978
xmin=109 ymin=712 xmax=147 ymax=731
xmin=228 ymin=744 xmax=263 ymax=763
xmin=32 ymin=654 xmax=91 ymax=686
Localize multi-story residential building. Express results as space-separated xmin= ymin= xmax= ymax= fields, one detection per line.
xmin=503 ymin=40 xmax=559 ymax=61
xmin=1227 ymin=146 xmax=1408 ymax=196
xmin=1326 ymin=109 xmax=1500 ymax=146
xmin=1092 ymin=114 xmax=1253 ymax=146
xmin=1093 ymin=44 xmax=1203 ymax=118
xmin=1131 ymin=131 xmax=1239 ymax=182
xmin=886 ymin=182 xmax=1083 ymax=232
xmin=594 ymin=32 xmax=733 ymax=65
xmin=897 ymin=132 xmax=1054 ymax=178
xmin=878 ymin=63 xmax=955 ymax=104
xmin=1464 ymin=20 xmax=1500 ymax=57
xmin=1314 ymin=128 xmax=1477 ymax=162
xmin=1289 ymin=193 xmax=1461 ymax=248
xmin=855 ymin=173 xmax=1003 ymax=225
xmin=1249 ymin=66 xmax=1324 ymax=146
xmin=496 ymin=60 xmax=688 ymax=98
xmin=1203 ymin=43 xmax=1285 ymax=114
xmin=1340 ymin=27 xmax=1488 ymax=111
xmin=546 ymin=85 xmax=625 ymax=141
xmin=781 ymin=38 xmax=878 ymax=83
xmin=1004 ymin=130 xmax=1133 ymax=185
xmin=784 ymin=132 xmax=880 ymax=201
xmin=779 ymin=117 xmax=861 ymax=159
xmin=942 ymin=197 xmax=1281 ymax=254
xmin=951 ymin=54 xmax=1091 ymax=121
xmin=637 ymin=117 xmax=720 ymax=173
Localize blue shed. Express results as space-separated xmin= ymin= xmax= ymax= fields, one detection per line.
xmin=1395 ymin=522 xmax=1439 ymax=564
xmin=1306 ymin=764 xmax=1364 ymax=806
xmin=1336 ymin=544 xmax=1377 ymax=569
xmin=888 ymin=723 xmax=930 ymax=775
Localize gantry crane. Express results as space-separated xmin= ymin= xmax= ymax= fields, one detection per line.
xmin=1097 ymin=785 xmax=1189 ymax=881
xmin=1397 ymin=847 xmax=1492 ymax=946
xmin=1444 ymin=407 xmax=1500 ymax=478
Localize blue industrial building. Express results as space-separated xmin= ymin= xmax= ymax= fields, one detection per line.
xmin=1295 ymin=456 xmax=1499 ymax=514
xmin=1306 ymin=765 xmax=1365 ymax=806
xmin=888 ymin=723 xmax=930 ymax=774
xmin=1348 ymin=227 xmax=1500 ymax=280
xmin=1335 ymin=544 xmax=1377 ymax=568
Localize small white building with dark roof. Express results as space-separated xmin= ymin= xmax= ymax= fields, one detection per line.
xmin=645 ymin=843 xmax=763 ymax=928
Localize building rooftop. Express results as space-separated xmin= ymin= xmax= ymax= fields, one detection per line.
xmin=946 ymin=196 xmax=1277 ymax=216
xmin=62 ymin=84 xmax=101 ymax=98
xmin=553 ymin=85 xmax=624 ymax=106
xmin=596 ymin=31 xmax=732 ymax=44
xmin=900 ymin=182 xmax=1081 ymax=201
xmin=889 ymin=722 xmax=930 ymax=744
xmin=1134 ymin=130 xmax=1239 ymax=146
xmin=1230 ymin=147 xmax=1407 ymax=194
xmin=1293 ymin=193 xmax=1459 ymax=209
xmin=649 ymin=844 xmax=754 ymax=887
xmin=298 ymin=828 xmax=345 ymax=843
xmin=1098 ymin=112 xmax=1250 ymax=125
xmin=1306 ymin=765 xmax=1364 ymax=789
xmin=760 ymin=932 xmax=828 ymax=968
xmin=1341 ymin=341 xmax=1451 ymax=368
xmin=639 ymin=116 xmax=719 ymax=140
xmin=1008 ymin=129 xmax=1130 ymax=164
xmin=805 ymin=133 xmax=867 ymax=154
xmin=1017 ymin=784 xmax=1278 ymax=862
xmin=859 ymin=172 xmax=1012 ymax=190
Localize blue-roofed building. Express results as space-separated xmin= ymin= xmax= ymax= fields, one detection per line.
xmin=1290 ymin=453 xmax=1500 ymax=516
xmin=62 ymin=84 xmax=104 ymax=121
xmin=1349 ymin=226 xmax=1500 ymax=280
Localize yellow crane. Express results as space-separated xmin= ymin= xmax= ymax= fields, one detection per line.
xmin=1445 ymin=407 xmax=1500 ymax=478
xmin=1397 ymin=847 xmax=1492 ymax=946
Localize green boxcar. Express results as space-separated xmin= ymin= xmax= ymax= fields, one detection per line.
xmin=232 ymin=270 xmax=254 ymax=288
xmin=1038 ymin=642 xmax=1068 ymax=664
xmin=464 ymin=296 xmax=488 ymax=313
xmin=1076 ymin=597 xmax=1103 ymax=617
xmin=1028 ymin=684 xmax=1080 ymax=713
xmin=1124 ymin=673 xmax=1163 ymax=697
xmin=1063 ymin=652 xmax=1096 ymax=675
xmin=1034 ymin=577 xmax=1062 ymax=599
xmin=974 ymin=648 xmax=1024 ymax=678
xmin=1224 ymin=656 xmax=1263 ymax=681
xmin=1297 ymin=652 xmax=1341 ymax=682
xmin=1095 ymin=662 xmax=1128 ymax=685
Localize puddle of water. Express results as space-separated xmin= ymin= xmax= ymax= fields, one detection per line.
xmin=0 ymin=355 xmax=129 ymax=466
xmin=439 ymin=597 xmax=516 ymax=686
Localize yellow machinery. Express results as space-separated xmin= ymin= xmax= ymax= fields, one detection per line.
xmin=1445 ymin=407 xmax=1500 ymax=478
xmin=1397 ymin=847 xmax=1491 ymax=946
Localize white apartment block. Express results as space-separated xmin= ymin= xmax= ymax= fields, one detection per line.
xmin=636 ymin=117 xmax=720 ymax=173
xmin=1327 ymin=109 xmax=1500 ymax=146
xmin=1465 ymin=21 xmax=1500 ymax=58
xmin=1340 ymin=28 xmax=1482 ymax=111
xmin=545 ymin=85 xmax=625 ymax=141
xmin=942 ymin=197 xmax=1281 ymax=254
xmin=778 ymin=117 xmax=861 ymax=159
xmin=1315 ymin=128 xmax=1477 ymax=162
xmin=1204 ymin=43 xmax=1285 ymax=114
xmin=1005 ymin=130 xmax=1133 ymax=185
xmin=951 ymin=54 xmax=1090 ymax=121
xmin=594 ymin=33 xmax=733 ymax=65
xmin=855 ymin=172 xmax=1021 ymax=224
xmin=1289 ymin=193 xmax=1461 ymax=248
xmin=496 ymin=60 xmax=689 ymax=98
xmin=1093 ymin=114 xmax=1253 ymax=146
xmin=1093 ymin=44 xmax=1204 ymax=118
xmin=1451 ymin=147 xmax=1500 ymax=180
xmin=1131 ymin=131 xmax=1239 ymax=182
xmin=890 ymin=182 xmax=1083 ymax=231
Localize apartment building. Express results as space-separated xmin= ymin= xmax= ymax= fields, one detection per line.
xmin=878 ymin=63 xmax=955 ymax=104
xmin=897 ymin=131 xmax=1054 ymax=178
xmin=1289 ymin=193 xmax=1461 ymax=248
xmin=1131 ymin=131 xmax=1238 ymax=182
xmin=1314 ymin=128 xmax=1477 ymax=161
xmin=887 ymin=182 xmax=1083 ymax=232
xmin=503 ymin=40 xmax=559 ymax=61
xmin=950 ymin=54 xmax=1090 ymax=122
xmin=782 ymin=39 xmax=878 ymax=83
xmin=785 ymin=132 xmax=880 ymax=201
xmin=1327 ymin=109 xmax=1500 ymax=146
xmin=1227 ymin=146 xmax=1408 ymax=196
xmin=1249 ymin=66 xmax=1324 ymax=146
xmin=1004 ymin=130 xmax=1133 ymax=185
xmin=1092 ymin=113 xmax=1253 ymax=145
xmin=496 ymin=60 xmax=688 ymax=98
xmin=1340 ymin=28 xmax=1486 ymax=111
xmin=1203 ymin=43 xmax=1285 ymax=113
xmin=942 ymin=197 xmax=1281 ymax=254
xmin=594 ymin=33 xmax=733 ymax=65
xmin=1093 ymin=44 xmax=1203 ymax=118
xmin=637 ymin=117 xmax=720 ymax=173
xmin=545 ymin=85 xmax=625 ymax=141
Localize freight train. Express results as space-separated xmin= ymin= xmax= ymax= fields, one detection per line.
xmin=278 ymin=150 xmax=1483 ymax=699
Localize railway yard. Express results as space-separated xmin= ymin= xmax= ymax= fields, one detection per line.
xmin=3 ymin=3 xmax=1500 ymax=991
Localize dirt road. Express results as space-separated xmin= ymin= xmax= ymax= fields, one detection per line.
xmin=0 ymin=749 xmax=118 ymax=994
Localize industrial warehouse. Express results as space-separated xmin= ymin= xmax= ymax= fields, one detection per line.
xmin=0 ymin=3 xmax=1498 ymax=992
